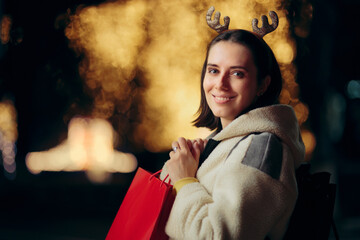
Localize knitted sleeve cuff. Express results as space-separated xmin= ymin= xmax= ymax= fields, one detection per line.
xmin=173 ymin=177 xmax=199 ymax=194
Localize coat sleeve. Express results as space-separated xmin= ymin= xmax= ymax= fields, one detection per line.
xmin=165 ymin=133 xmax=297 ymax=240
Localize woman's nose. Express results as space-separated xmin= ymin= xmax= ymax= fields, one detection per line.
xmin=215 ymin=73 xmax=229 ymax=90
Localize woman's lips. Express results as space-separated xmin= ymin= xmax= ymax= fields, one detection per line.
xmin=212 ymin=94 xmax=234 ymax=104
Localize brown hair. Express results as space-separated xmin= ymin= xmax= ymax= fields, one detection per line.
xmin=193 ymin=29 xmax=282 ymax=131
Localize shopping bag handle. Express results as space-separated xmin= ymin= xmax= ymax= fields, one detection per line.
xmin=150 ymin=169 xmax=171 ymax=186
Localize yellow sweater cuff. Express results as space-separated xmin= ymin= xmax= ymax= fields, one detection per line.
xmin=173 ymin=177 xmax=199 ymax=194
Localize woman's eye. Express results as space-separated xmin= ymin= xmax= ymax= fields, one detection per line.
xmin=233 ymin=71 xmax=245 ymax=78
xmin=208 ymin=68 xmax=218 ymax=74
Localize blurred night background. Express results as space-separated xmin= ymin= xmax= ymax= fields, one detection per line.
xmin=0 ymin=0 xmax=360 ymax=239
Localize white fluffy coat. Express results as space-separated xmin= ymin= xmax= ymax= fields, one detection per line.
xmin=160 ymin=104 xmax=305 ymax=240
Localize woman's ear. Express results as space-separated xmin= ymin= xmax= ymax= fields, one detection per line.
xmin=257 ymin=75 xmax=271 ymax=96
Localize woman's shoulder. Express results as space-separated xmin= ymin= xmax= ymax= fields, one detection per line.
xmin=230 ymin=132 xmax=283 ymax=180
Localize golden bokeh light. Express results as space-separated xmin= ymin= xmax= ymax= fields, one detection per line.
xmin=26 ymin=117 xmax=138 ymax=183
xmin=0 ymin=100 xmax=18 ymax=179
xmin=66 ymin=0 xmax=148 ymax=120
xmin=301 ymin=128 xmax=317 ymax=161
xmin=273 ymin=41 xmax=295 ymax=64
xmin=65 ymin=0 xmax=312 ymax=152
xmin=0 ymin=101 xmax=18 ymax=142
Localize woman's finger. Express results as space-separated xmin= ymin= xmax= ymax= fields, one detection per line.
xmin=171 ymin=141 xmax=180 ymax=153
xmin=178 ymin=137 xmax=190 ymax=152
xmin=186 ymin=139 xmax=193 ymax=150
xmin=192 ymin=141 xmax=201 ymax=161
xmin=194 ymin=138 xmax=204 ymax=152
xmin=193 ymin=138 xmax=208 ymax=152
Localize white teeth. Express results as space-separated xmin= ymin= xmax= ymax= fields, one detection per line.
xmin=215 ymin=96 xmax=230 ymax=101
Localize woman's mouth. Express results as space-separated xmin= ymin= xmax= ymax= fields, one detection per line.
xmin=212 ymin=95 xmax=234 ymax=103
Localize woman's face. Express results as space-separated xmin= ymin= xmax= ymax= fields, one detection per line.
xmin=203 ymin=41 xmax=260 ymax=128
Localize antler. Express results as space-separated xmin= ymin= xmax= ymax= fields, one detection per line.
xmin=252 ymin=11 xmax=279 ymax=38
xmin=206 ymin=6 xmax=230 ymax=33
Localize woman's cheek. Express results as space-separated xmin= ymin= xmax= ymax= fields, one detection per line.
xmin=203 ymin=77 xmax=212 ymax=92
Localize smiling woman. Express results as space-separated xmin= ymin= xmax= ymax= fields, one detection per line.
xmin=159 ymin=7 xmax=305 ymax=240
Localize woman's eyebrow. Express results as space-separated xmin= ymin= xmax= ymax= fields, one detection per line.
xmin=230 ymin=66 xmax=248 ymax=71
xmin=207 ymin=63 xmax=249 ymax=72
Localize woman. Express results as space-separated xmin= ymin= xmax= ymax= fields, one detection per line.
xmin=160 ymin=23 xmax=305 ymax=239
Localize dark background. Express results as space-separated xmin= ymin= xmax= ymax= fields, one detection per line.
xmin=0 ymin=0 xmax=360 ymax=239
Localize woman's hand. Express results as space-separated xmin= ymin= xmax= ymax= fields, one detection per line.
xmin=191 ymin=138 xmax=208 ymax=154
xmin=166 ymin=137 xmax=208 ymax=183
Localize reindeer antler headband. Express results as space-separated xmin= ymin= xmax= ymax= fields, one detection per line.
xmin=206 ymin=6 xmax=279 ymax=38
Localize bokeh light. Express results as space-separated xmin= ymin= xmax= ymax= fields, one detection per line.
xmin=0 ymin=100 xmax=18 ymax=180
xmin=26 ymin=117 xmax=137 ymax=183
xmin=347 ymin=80 xmax=360 ymax=99
xmin=301 ymin=128 xmax=316 ymax=162
xmin=0 ymin=15 xmax=12 ymax=44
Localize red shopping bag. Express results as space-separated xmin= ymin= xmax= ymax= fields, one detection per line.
xmin=106 ymin=167 xmax=175 ymax=240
